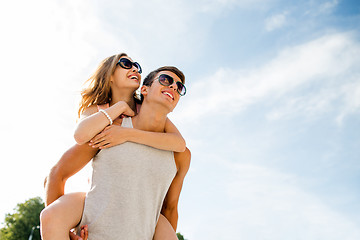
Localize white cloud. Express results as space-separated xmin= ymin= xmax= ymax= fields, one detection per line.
xmin=174 ymin=32 xmax=360 ymax=123
xmin=336 ymin=79 xmax=360 ymax=124
xmin=265 ymin=12 xmax=288 ymax=32
xmin=181 ymin=160 xmax=360 ymax=239
xmin=305 ymin=0 xmax=339 ymax=16
xmin=265 ymin=84 xmax=339 ymax=121
xmin=199 ymin=0 xmax=278 ymax=13
xmin=319 ymin=0 xmax=339 ymax=14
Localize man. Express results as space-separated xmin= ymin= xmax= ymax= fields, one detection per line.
xmin=41 ymin=66 xmax=191 ymax=240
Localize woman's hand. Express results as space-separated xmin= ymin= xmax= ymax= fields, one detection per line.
xmin=89 ymin=125 xmax=131 ymax=149
xmin=115 ymin=101 xmax=135 ymax=118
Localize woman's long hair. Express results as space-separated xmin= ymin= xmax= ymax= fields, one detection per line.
xmin=78 ymin=53 xmax=127 ymax=118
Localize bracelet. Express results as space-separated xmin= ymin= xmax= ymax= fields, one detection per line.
xmin=99 ymin=109 xmax=113 ymax=125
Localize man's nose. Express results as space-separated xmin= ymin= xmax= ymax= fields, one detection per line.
xmin=169 ymin=82 xmax=177 ymax=91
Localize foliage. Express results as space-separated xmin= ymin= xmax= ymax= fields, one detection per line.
xmin=177 ymin=232 xmax=185 ymax=240
xmin=0 ymin=197 xmax=44 ymax=240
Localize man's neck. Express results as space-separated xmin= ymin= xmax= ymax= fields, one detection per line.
xmin=133 ymin=103 xmax=168 ymax=132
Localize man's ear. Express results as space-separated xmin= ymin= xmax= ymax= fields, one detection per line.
xmin=141 ymin=85 xmax=148 ymax=96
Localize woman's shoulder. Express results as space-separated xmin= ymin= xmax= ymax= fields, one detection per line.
xmin=97 ymin=103 xmax=110 ymax=110
xmin=80 ymin=105 xmax=101 ymax=120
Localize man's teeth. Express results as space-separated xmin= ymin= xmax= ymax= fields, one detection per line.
xmin=163 ymin=92 xmax=173 ymax=99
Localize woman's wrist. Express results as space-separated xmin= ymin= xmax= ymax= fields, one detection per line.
xmin=124 ymin=128 xmax=136 ymax=142
xmin=108 ymin=101 xmax=126 ymax=119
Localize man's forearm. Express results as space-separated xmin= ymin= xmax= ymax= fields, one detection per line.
xmin=43 ymin=144 xmax=98 ymax=206
xmin=44 ymin=166 xmax=66 ymax=206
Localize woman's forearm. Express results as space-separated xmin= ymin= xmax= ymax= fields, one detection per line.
xmin=127 ymin=128 xmax=186 ymax=152
xmin=88 ymin=117 xmax=186 ymax=151
xmin=74 ymin=102 xmax=131 ymax=144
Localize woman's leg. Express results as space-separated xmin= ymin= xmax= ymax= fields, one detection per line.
xmin=40 ymin=192 xmax=86 ymax=240
xmin=153 ymin=214 xmax=178 ymax=240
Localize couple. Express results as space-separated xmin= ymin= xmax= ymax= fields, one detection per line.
xmin=40 ymin=53 xmax=191 ymax=240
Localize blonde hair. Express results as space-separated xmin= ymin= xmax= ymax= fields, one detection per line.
xmin=78 ymin=53 xmax=127 ymax=117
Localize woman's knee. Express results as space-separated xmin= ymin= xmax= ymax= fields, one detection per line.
xmin=41 ymin=192 xmax=85 ymax=227
xmin=40 ymin=205 xmax=72 ymax=240
xmin=40 ymin=206 xmax=55 ymax=226
xmin=153 ymin=214 xmax=178 ymax=240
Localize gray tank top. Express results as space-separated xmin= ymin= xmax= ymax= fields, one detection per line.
xmin=78 ymin=117 xmax=177 ymax=239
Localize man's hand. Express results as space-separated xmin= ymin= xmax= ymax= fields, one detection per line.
xmin=69 ymin=225 xmax=88 ymax=240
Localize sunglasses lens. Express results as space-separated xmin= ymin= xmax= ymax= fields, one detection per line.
xmin=119 ymin=58 xmax=132 ymax=69
xmin=118 ymin=58 xmax=142 ymax=73
xmin=159 ymin=74 xmax=173 ymax=86
xmin=134 ymin=62 xmax=142 ymax=73
xmin=158 ymin=74 xmax=186 ymax=96
xmin=177 ymin=82 xmax=186 ymax=96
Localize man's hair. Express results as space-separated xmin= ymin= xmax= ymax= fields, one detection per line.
xmin=142 ymin=66 xmax=185 ymax=87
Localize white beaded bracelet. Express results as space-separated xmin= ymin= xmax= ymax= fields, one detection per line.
xmin=99 ymin=109 xmax=113 ymax=125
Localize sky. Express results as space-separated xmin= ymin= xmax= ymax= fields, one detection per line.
xmin=0 ymin=0 xmax=359 ymax=239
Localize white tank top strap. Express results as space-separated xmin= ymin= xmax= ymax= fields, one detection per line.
xmin=121 ymin=117 xmax=133 ymax=128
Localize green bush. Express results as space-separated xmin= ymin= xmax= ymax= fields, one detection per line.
xmin=0 ymin=197 xmax=44 ymax=240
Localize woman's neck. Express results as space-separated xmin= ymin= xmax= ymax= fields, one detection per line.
xmin=110 ymin=92 xmax=136 ymax=113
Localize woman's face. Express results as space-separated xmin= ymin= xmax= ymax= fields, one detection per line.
xmin=110 ymin=56 xmax=141 ymax=92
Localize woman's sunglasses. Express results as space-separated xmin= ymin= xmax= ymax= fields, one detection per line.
xmin=117 ymin=58 xmax=142 ymax=74
xmin=156 ymin=74 xmax=186 ymax=96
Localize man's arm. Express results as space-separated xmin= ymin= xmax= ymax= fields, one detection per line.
xmin=44 ymin=144 xmax=99 ymax=206
xmin=160 ymin=148 xmax=191 ymax=230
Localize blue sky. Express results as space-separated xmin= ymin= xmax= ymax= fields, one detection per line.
xmin=0 ymin=0 xmax=359 ymax=239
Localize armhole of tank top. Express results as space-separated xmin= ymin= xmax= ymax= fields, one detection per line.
xmin=172 ymin=151 xmax=179 ymax=172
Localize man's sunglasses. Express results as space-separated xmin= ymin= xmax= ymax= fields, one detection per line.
xmin=117 ymin=58 xmax=142 ymax=74
xmin=156 ymin=74 xmax=186 ymax=96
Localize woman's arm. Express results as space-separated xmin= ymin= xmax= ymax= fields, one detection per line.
xmin=127 ymin=118 xmax=186 ymax=152
xmin=89 ymin=118 xmax=186 ymax=152
xmin=74 ymin=102 xmax=135 ymax=145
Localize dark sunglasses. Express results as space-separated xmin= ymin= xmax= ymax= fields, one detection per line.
xmin=117 ymin=58 xmax=142 ymax=74
xmin=156 ymin=74 xmax=186 ymax=96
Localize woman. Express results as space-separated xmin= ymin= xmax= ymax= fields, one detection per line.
xmin=40 ymin=53 xmax=190 ymax=240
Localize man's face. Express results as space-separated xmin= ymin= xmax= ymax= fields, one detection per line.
xmin=142 ymin=70 xmax=183 ymax=112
